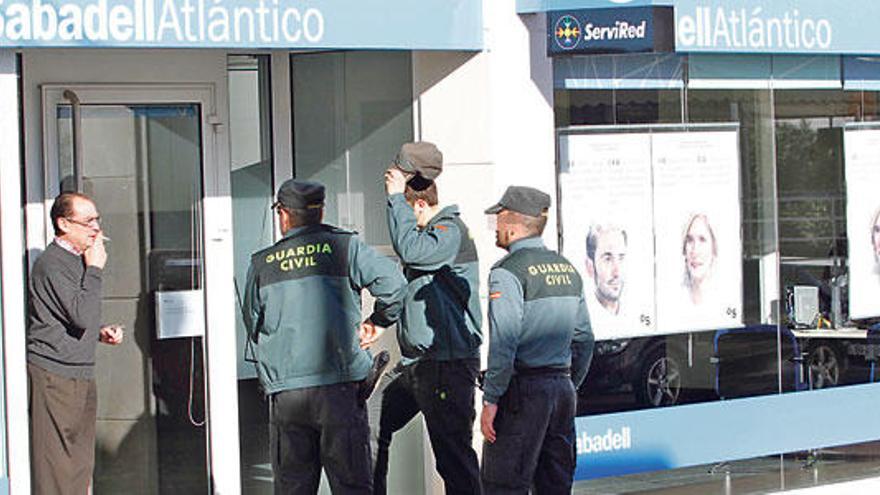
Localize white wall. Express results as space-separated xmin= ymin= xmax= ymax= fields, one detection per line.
xmin=0 ymin=49 xmax=30 ymax=495
xmin=484 ymin=3 xmax=558 ymax=249
xmin=413 ymin=4 xmax=557 ymax=288
xmin=411 ymin=2 xmax=557 ymax=493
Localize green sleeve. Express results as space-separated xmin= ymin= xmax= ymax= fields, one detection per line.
xmin=241 ymin=261 xmax=261 ymax=343
xmin=571 ymin=293 xmax=595 ymax=389
xmin=483 ymin=268 xmax=524 ymax=404
xmin=386 ymin=193 xmax=460 ymax=270
xmin=348 ymin=236 xmax=407 ymax=327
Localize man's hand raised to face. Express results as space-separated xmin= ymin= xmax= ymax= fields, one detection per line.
xmin=384 ymin=167 xmax=407 ymax=196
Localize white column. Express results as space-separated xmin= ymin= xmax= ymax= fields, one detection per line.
xmin=0 ymin=50 xmax=31 ymax=495
xmin=271 ymin=52 xmax=293 ymax=185
xmin=409 ymin=4 xmax=559 ymax=494
xmin=205 ymin=64 xmax=244 ymax=495
xmin=484 ymin=4 xmax=558 ymax=248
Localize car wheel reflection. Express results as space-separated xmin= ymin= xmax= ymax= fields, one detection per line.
xmin=808 ymin=344 xmax=841 ymax=389
xmin=636 ymin=348 xmax=682 ymax=407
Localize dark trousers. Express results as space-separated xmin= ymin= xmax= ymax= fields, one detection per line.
xmin=481 ymin=374 xmax=577 ymax=495
xmin=28 ymin=362 xmax=97 ymax=495
xmin=372 ymin=358 xmax=482 ymax=495
xmin=270 ymin=381 xmax=372 ymax=495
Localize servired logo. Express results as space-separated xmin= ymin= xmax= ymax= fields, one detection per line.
xmin=554 ymin=15 xmax=581 ymax=50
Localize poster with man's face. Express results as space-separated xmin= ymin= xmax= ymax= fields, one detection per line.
xmin=844 ymin=129 xmax=880 ymax=320
xmin=558 ymin=133 xmax=657 ymax=340
xmin=651 ymin=131 xmax=743 ymax=333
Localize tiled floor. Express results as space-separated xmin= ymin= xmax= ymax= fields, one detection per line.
xmin=572 ymin=442 xmax=880 ymax=494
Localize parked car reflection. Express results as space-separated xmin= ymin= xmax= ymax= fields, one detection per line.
xmin=576 ymin=324 xmax=880 ymax=417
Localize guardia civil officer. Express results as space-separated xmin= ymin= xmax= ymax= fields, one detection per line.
xmin=372 ymin=142 xmax=483 ymax=494
xmin=480 ymin=186 xmax=595 ymax=494
xmin=242 ymin=179 xmax=406 ymax=495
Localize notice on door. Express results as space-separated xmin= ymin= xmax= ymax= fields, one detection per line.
xmin=155 ymin=289 xmax=206 ymax=339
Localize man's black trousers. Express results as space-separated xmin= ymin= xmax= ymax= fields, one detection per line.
xmin=270 ymin=381 xmax=371 ymax=495
xmin=481 ymin=373 xmax=577 ymax=495
xmin=372 ymin=358 xmax=482 ymax=495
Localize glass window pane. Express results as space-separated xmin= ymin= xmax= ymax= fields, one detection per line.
xmin=555 ymin=89 xmax=682 ymax=127
xmin=56 ymin=103 xmax=209 ymax=492
xmin=773 ymin=89 xmax=880 ymax=391
xmin=292 ymin=51 xmax=414 ymax=248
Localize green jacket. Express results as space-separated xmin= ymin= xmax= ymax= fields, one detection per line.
xmin=243 ymin=224 xmax=406 ymax=394
xmin=386 ymin=193 xmax=482 ymax=361
xmin=483 ymin=237 xmax=595 ymax=404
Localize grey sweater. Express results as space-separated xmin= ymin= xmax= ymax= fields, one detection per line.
xmin=27 ymin=242 xmax=103 ymax=379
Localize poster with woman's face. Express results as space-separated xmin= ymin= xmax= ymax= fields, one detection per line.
xmin=651 ymin=131 xmax=743 ymax=332
xmin=558 ymin=133 xmax=657 ymax=340
xmin=844 ymin=129 xmax=880 ymax=320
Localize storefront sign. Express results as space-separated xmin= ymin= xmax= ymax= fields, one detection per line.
xmin=675 ymin=1 xmax=833 ymax=52
xmin=547 ymin=6 xmax=674 ymax=55
xmin=524 ymin=1 xmax=880 ymax=55
xmin=0 ymin=0 xmax=483 ymax=49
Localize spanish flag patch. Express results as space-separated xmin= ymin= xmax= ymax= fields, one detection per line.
xmin=489 ymin=291 xmax=502 ymax=300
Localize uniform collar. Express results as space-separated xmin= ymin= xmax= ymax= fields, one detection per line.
xmin=283 ymin=224 xmax=322 ymax=239
xmin=508 ymin=236 xmax=544 ymax=253
xmin=425 ymin=205 xmax=460 ymax=228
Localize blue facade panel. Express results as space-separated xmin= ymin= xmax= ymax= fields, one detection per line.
xmin=0 ymin=0 xmax=483 ymax=50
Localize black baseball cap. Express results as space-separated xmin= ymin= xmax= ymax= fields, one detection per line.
xmin=274 ymin=179 xmax=325 ymax=210
xmin=484 ymin=186 xmax=551 ymax=217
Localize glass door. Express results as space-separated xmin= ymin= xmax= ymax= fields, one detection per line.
xmin=40 ymin=85 xmax=240 ymax=493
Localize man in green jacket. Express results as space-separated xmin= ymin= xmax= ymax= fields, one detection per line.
xmin=480 ymin=185 xmax=594 ymax=494
xmin=372 ymin=142 xmax=483 ymax=495
xmin=243 ymin=178 xmax=406 ymax=495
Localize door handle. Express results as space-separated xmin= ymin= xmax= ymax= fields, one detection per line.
xmin=62 ymin=89 xmax=83 ymax=192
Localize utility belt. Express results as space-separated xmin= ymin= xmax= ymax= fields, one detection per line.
xmin=476 ymin=365 xmax=570 ymax=392
xmin=492 ymin=367 xmax=572 ymax=414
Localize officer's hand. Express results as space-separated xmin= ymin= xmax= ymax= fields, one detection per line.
xmin=481 ymin=402 xmax=498 ymax=443
xmin=384 ymin=168 xmax=407 ymax=196
xmin=84 ymin=234 xmax=108 ymax=269
xmin=99 ymin=325 xmax=124 ymax=345
xmin=359 ymin=319 xmax=385 ymax=349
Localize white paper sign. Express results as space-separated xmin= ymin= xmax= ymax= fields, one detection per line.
xmin=844 ymin=129 xmax=880 ymax=320
xmin=559 ymin=128 xmax=743 ymax=338
xmin=559 ymin=133 xmax=657 ymax=340
xmin=651 ymin=131 xmax=743 ymax=332
xmin=155 ymin=289 xmax=206 ymax=339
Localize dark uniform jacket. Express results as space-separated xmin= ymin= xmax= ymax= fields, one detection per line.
xmin=483 ymin=236 xmax=595 ymax=404
xmin=386 ymin=193 xmax=482 ymax=361
xmin=243 ymin=224 xmax=406 ymax=394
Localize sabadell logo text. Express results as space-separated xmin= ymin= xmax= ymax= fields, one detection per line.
xmin=0 ymin=0 xmax=325 ymax=45
xmin=576 ymin=426 xmax=632 ymax=455
xmin=677 ymin=6 xmax=832 ymax=50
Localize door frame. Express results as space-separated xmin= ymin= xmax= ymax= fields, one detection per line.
xmin=35 ymin=83 xmax=241 ymax=493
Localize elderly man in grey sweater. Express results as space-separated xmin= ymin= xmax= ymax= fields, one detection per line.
xmin=27 ymin=192 xmax=124 ymax=495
